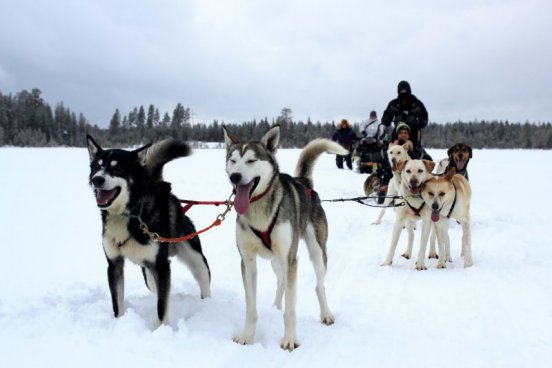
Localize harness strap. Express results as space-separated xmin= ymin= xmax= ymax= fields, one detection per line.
xmin=180 ymin=199 xmax=228 ymax=214
xmin=405 ymin=198 xmax=425 ymax=216
xmin=249 ymin=206 xmax=281 ymax=250
xmin=294 ymin=178 xmax=314 ymax=199
xmin=446 ymin=183 xmax=458 ymax=218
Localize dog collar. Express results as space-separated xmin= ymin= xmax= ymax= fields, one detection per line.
xmin=249 ymin=183 xmax=273 ymax=204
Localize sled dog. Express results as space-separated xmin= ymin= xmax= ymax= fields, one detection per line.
xmin=435 ymin=143 xmax=472 ymax=180
xmin=86 ymin=135 xmax=211 ymax=324
xmin=223 ymin=125 xmax=345 ymax=351
xmin=371 ymin=143 xmax=411 ymax=225
xmin=381 ymin=159 xmax=435 ymax=269
xmin=418 ymin=168 xmax=473 ymax=269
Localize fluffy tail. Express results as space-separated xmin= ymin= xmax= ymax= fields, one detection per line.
xmin=295 ymin=138 xmax=348 ymax=184
xmin=141 ymin=138 xmax=192 ymax=179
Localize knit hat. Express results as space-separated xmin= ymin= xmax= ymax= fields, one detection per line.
xmin=340 ymin=119 xmax=349 ymax=128
xmin=397 ymin=80 xmax=411 ymax=94
xmin=395 ymin=122 xmax=410 ymax=134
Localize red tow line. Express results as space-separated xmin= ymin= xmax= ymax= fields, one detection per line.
xmin=139 ymin=193 xmax=234 ymax=243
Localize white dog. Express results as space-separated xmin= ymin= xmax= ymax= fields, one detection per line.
xmin=381 ymin=159 xmax=435 ymax=268
xmin=372 ymin=143 xmax=411 ymax=225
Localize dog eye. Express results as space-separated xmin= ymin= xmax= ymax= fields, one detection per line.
xmin=406 ymin=169 xmax=411 ymax=174
xmin=418 ymin=169 xmax=423 ymax=173
xmin=428 ymin=191 xmax=434 ymax=196
xmin=439 ymin=192 xmax=446 ymax=197
xmin=229 ymin=159 xmax=236 ymax=164
xmin=247 ymin=159 xmax=258 ymax=164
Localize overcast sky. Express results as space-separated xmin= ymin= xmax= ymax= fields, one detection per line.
xmin=1 ymin=0 xmax=551 ymax=127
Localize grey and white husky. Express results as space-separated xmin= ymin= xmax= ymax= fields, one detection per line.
xmin=223 ymin=125 xmax=347 ymax=351
xmin=86 ymin=135 xmax=211 ymax=324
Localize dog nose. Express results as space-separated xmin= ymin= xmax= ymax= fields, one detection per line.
xmin=432 ymin=202 xmax=439 ymax=210
xmin=229 ymin=173 xmax=242 ymax=184
xmin=92 ymin=176 xmax=105 ymax=187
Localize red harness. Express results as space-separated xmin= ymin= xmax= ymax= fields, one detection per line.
xmin=247 ymin=180 xmax=314 ymax=250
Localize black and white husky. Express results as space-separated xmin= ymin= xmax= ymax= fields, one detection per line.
xmin=86 ymin=135 xmax=211 ymax=324
xmin=223 ymin=125 xmax=347 ymax=351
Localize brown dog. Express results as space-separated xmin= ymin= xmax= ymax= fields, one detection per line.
xmin=446 ymin=143 xmax=472 ymax=180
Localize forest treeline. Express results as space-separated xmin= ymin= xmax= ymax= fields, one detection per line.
xmin=1 ymin=88 xmax=551 ymax=149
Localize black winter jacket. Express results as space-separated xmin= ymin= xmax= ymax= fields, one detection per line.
xmin=381 ymin=94 xmax=428 ymax=147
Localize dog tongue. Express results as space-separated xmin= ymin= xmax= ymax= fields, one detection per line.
xmin=234 ymin=181 xmax=255 ymax=215
xmin=456 ymin=159 xmax=465 ymax=170
xmin=96 ymin=189 xmax=117 ymax=206
xmin=431 ymin=210 xmax=440 ymax=222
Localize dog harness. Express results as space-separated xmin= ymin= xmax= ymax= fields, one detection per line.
xmin=247 ymin=179 xmax=314 ymax=250
xmin=405 ymin=197 xmax=425 ymax=216
xmin=249 ymin=206 xmax=281 ymax=250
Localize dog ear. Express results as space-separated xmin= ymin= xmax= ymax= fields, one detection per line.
xmin=467 ymin=144 xmax=473 ymax=158
xmin=396 ymin=160 xmax=407 ymax=173
xmin=261 ymin=125 xmax=281 ymax=153
xmin=86 ymin=134 xmax=102 ymax=162
xmin=423 ymin=159 xmax=435 ymax=173
xmin=135 ymin=143 xmax=153 ymax=166
xmin=445 ymin=167 xmax=456 ymax=180
xmin=401 ymin=142 xmax=410 ymax=151
xmin=222 ymin=125 xmax=239 ymax=147
xmin=447 ymin=145 xmax=453 ymax=159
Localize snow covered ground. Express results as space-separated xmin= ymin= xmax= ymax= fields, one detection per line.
xmin=1 ymin=145 xmax=551 ymax=367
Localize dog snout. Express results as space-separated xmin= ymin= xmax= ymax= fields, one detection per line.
xmin=432 ymin=202 xmax=439 ymax=210
xmin=92 ymin=176 xmax=105 ymax=188
xmin=409 ymin=178 xmax=419 ymax=187
xmin=229 ymin=173 xmax=242 ymax=184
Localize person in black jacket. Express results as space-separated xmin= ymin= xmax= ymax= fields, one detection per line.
xmin=331 ymin=119 xmax=358 ymax=169
xmin=364 ymin=80 xmax=431 ymax=164
xmin=381 ymin=80 xmax=428 ymax=148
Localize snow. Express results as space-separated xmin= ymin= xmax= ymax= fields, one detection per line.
xmin=1 ymin=146 xmax=551 ymax=367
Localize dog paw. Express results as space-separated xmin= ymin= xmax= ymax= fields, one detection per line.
xmin=415 ymin=263 xmax=427 ymax=271
xmin=371 ymin=221 xmax=381 ymax=225
xmin=280 ymin=338 xmax=300 ymax=351
xmin=380 ymin=260 xmax=392 ymax=267
xmin=428 ymin=253 xmax=438 ymax=259
xmin=321 ymin=314 xmax=335 ymax=325
xmin=233 ymin=335 xmax=254 ymax=346
xmin=437 ymin=262 xmax=446 ymax=269
xmin=401 ymin=253 xmax=411 ymax=260
xmin=464 ymin=259 xmax=474 ymax=268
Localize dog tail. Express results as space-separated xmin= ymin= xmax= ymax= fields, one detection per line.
xmin=142 ymin=138 xmax=192 ymax=178
xmin=295 ymin=138 xmax=348 ymax=184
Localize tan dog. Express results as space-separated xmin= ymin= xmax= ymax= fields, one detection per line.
xmin=417 ymin=169 xmax=473 ymax=269
xmin=372 ymin=143 xmax=411 ymax=225
xmin=381 ymin=159 xmax=435 ymax=267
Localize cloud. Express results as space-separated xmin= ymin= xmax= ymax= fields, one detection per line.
xmin=1 ymin=0 xmax=551 ymax=126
